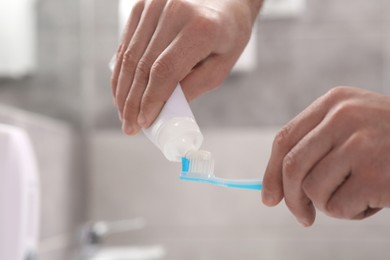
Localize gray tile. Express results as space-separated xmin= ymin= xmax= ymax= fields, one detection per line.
xmin=0 ymin=35 xmax=83 ymax=125
xmin=306 ymin=0 xmax=389 ymax=25
xmin=94 ymin=0 xmax=120 ymax=37
xmin=287 ymin=33 xmax=385 ymax=114
xmin=37 ymin=0 xmax=80 ymax=34
xmin=0 ymin=0 xmax=83 ymax=125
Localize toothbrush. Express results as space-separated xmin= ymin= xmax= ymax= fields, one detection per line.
xmin=179 ymin=150 xmax=262 ymax=190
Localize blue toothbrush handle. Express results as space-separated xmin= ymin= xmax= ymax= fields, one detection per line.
xmin=180 ymin=174 xmax=262 ymax=191
xmin=212 ymin=177 xmax=262 ymax=190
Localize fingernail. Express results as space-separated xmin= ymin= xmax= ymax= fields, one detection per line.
xmin=122 ymin=120 xmax=133 ymax=134
xmin=138 ymin=113 xmax=147 ymax=128
xmin=298 ymin=218 xmax=311 ymax=227
xmin=263 ymin=195 xmax=275 ymax=206
xmin=263 ymin=196 xmax=275 ymax=206
xmin=262 ymin=191 xmax=276 ymax=206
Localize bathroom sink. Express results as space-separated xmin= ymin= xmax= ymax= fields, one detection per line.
xmin=90 ymin=246 xmax=165 ymax=260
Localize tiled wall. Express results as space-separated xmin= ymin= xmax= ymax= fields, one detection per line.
xmin=0 ymin=0 xmax=82 ymax=125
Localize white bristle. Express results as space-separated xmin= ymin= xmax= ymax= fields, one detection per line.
xmin=186 ymin=150 xmax=215 ymax=177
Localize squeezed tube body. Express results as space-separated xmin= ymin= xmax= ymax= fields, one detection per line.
xmin=143 ymin=85 xmax=203 ymax=162
xmin=109 ymin=57 xmax=202 ymax=162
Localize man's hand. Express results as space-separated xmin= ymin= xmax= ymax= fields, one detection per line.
xmin=262 ymin=86 xmax=390 ymax=226
xmin=111 ymin=0 xmax=263 ymax=135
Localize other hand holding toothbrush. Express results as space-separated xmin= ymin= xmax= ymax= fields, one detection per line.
xmin=262 ymin=86 xmax=390 ymax=227
xmin=111 ymin=0 xmax=263 ymax=135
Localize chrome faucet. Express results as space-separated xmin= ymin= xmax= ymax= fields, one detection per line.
xmin=79 ymin=218 xmax=146 ymax=260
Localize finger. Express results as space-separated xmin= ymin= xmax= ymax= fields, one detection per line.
xmin=326 ymin=175 xmax=373 ymax=219
xmin=111 ymin=0 xmax=145 ymax=102
xmin=122 ymin=2 xmax=185 ymax=134
xmin=116 ymin=0 xmax=167 ymax=123
xmin=138 ymin=24 xmax=216 ymax=127
xmin=262 ymin=87 xmax=354 ymax=207
xmin=180 ymin=54 xmax=233 ymax=101
xmin=282 ymin=120 xmax=335 ymax=226
xmin=302 ymin=146 xmax=351 ymax=213
xmin=325 ymin=134 xmax=385 ymax=220
xmin=262 ymin=97 xmax=329 ymax=206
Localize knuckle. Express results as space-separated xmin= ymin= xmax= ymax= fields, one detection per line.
xmin=321 ymin=86 xmax=352 ymax=107
xmin=151 ymin=58 xmax=175 ymax=79
xmin=331 ymin=101 xmax=359 ymax=125
xmin=274 ymin=125 xmax=291 ymax=150
xmin=282 ymin=152 xmax=298 ymax=180
xmin=326 ymin=86 xmax=351 ymax=99
xmin=190 ymin=9 xmax=221 ymax=38
xmin=166 ymin=0 xmax=189 ymax=15
xmin=350 ymin=130 xmax=367 ymax=145
xmin=122 ymin=50 xmax=138 ymax=72
xmin=136 ymin=57 xmax=153 ymax=77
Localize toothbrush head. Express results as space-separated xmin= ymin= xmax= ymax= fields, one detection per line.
xmin=180 ymin=150 xmax=262 ymax=190
xmin=181 ymin=150 xmax=215 ymax=179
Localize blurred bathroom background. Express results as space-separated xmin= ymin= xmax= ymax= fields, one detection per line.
xmin=1 ymin=0 xmax=390 ymax=259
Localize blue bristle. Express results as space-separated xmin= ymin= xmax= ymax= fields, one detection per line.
xmin=181 ymin=157 xmax=190 ymax=173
